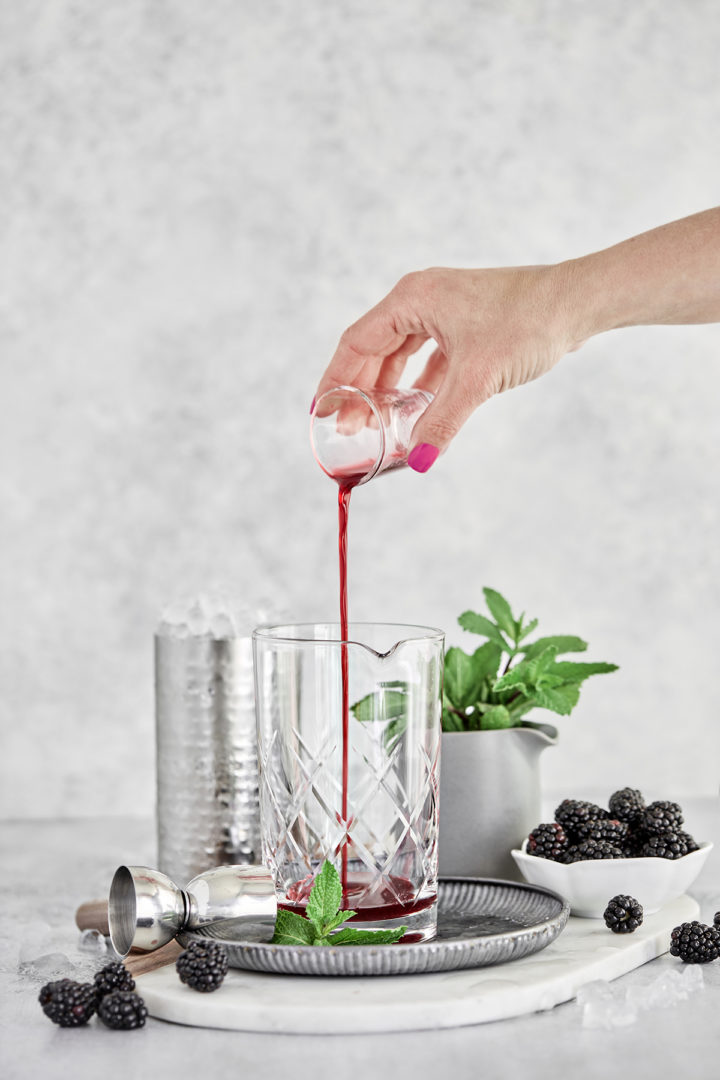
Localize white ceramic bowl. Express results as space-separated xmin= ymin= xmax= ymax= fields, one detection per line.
xmin=511 ymin=841 xmax=713 ymax=917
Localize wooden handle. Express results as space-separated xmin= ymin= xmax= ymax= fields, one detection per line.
xmin=125 ymin=941 xmax=183 ymax=976
xmin=75 ymin=898 xmax=183 ymax=977
xmin=76 ymin=899 xmax=110 ymax=937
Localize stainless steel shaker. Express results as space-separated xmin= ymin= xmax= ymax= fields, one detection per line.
xmin=155 ymin=596 xmax=265 ymax=884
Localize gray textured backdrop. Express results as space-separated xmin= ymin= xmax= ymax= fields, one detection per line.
xmin=2 ymin=0 xmax=719 ymax=818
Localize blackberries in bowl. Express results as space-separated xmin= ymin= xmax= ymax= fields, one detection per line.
xmin=526 ymin=790 xmax=700 ymax=865
xmin=512 ymin=788 xmax=712 ymax=917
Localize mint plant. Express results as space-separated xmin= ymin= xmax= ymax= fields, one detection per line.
xmin=353 ymin=587 xmax=618 ymax=736
xmin=271 ymin=861 xmax=407 ymax=946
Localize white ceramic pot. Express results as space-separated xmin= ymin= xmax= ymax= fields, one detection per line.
xmin=438 ymin=724 xmax=558 ymax=881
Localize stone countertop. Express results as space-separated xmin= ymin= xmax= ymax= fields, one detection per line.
xmin=1 ymin=806 xmax=719 ymax=1080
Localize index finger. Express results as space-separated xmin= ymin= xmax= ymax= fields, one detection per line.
xmin=315 ymin=294 xmax=424 ymax=401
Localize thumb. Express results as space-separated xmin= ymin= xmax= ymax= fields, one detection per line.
xmin=407 ymin=371 xmax=490 ymax=473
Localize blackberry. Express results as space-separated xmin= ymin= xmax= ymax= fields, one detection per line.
xmin=527 ymin=823 xmax=569 ymax=861
xmin=669 ymin=921 xmax=720 ymax=964
xmin=566 ymin=838 xmax=624 ymax=862
xmin=176 ymin=940 xmax=229 ymax=993
xmin=622 ymin=830 xmax=648 ymax=858
xmin=93 ymin=961 xmax=135 ymax=998
xmin=97 ymin=990 xmax=148 ymax=1030
xmin=678 ymin=830 xmax=699 ymax=854
xmin=642 ymin=801 xmax=683 ymax=835
xmin=603 ymin=895 xmax=644 ymax=934
xmin=641 ymin=831 xmax=697 ymax=860
xmin=38 ymin=979 xmax=98 ymax=1027
xmin=608 ymin=787 xmax=645 ymax=827
xmin=715 ymin=913 xmax=720 ymax=930
xmin=574 ymin=818 xmax=629 ymax=845
xmin=554 ymin=800 xmax=609 ymax=841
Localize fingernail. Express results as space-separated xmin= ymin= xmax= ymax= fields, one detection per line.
xmin=309 ymin=396 xmax=316 ymax=414
xmin=408 ymin=443 xmax=440 ymax=473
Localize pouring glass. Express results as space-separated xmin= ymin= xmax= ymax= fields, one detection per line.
xmin=310 ymin=386 xmax=432 ymax=486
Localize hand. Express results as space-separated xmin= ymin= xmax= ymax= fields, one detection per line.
xmin=314 ymin=264 xmax=581 ymax=471
xmin=314 ymin=208 xmax=720 ymax=471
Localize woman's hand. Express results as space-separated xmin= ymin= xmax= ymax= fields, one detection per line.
xmin=314 ymin=208 xmax=720 ymax=471
xmin=314 ymin=264 xmax=581 ymax=470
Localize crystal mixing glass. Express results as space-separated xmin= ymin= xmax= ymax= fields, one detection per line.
xmin=253 ymin=623 xmax=444 ymax=942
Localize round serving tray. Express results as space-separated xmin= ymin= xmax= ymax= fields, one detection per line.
xmin=179 ymin=877 xmax=570 ymax=977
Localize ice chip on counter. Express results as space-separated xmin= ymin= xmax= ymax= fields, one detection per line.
xmin=576 ymin=980 xmax=614 ymax=1007
xmin=680 ymin=964 xmax=704 ymax=994
xmin=77 ymin=928 xmax=109 ymax=956
xmin=582 ymin=997 xmax=638 ymax=1029
xmin=644 ymin=969 xmax=688 ymax=1008
xmin=17 ymin=952 xmax=77 ymax=983
xmin=624 ymin=966 xmax=701 ymax=1015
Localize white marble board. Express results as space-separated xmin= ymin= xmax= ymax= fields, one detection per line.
xmin=135 ymin=894 xmax=698 ymax=1033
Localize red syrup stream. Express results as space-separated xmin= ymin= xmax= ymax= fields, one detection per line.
xmin=284 ymin=456 xmax=435 ymax=928
xmin=334 ymin=470 xmax=433 ymax=924
xmin=337 ymin=479 xmax=353 ymax=896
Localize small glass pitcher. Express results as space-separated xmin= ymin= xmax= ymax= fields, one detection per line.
xmin=253 ymin=622 xmax=444 ymax=942
xmin=310 ymin=386 xmax=432 ymax=486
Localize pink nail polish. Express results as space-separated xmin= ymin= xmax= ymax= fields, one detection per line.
xmin=408 ymin=443 xmax=440 ymax=473
xmin=310 ymin=396 xmax=316 ymax=414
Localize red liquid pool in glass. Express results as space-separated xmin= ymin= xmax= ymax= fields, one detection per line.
xmin=281 ymin=871 xmax=436 ymax=923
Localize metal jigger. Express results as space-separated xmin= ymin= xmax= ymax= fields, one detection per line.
xmin=109 ymin=863 xmax=277 ymax=957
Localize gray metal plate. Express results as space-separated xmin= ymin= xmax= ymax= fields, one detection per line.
xmin=179 ymin=877 xmax=570 ymax=977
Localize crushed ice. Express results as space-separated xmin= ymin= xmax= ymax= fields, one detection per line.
xmin=157 ymin=591 xmax=281 ymax=640
xmin=578 ymin=965 xmax=705 ymax=1029
xmin=158 ymin=592 xmax=240 ymax=639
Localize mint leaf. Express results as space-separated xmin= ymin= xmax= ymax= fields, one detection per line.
xmin=482 ymin=588 xmax=517 ymax=641
xmin=493 ymin=646 xmax=558 ymax=693
xmin=384 ymin=716 xmax=407 ymax=754
xmin=551 ymin=660 xmax=619 ymax=682
xmin=351 ymin=688 xmax=408 ymax=724
xmin=305 ymin=861 xmax=343 ymax=928
xmin=444 ymin=643 xmax=502 ymax=711
xmin=517 ymin=616 xmax=539 ymax=641
xmin=492 ymin=664 xmax=529 ymax=694
xmin=479 ymin=704 xmax=512 ymax=729
xmin=532 ymin=683 xmax=581 ymax=715
xmin=321 ymin=910 xmax=356 ymax=935
xmin=328 ymin=927 xmax=407 ymax=946
xmin=522 ymin=635 xmax=588 ymax=659
xmin=441 ymin=706 xmax=465 ymax=732
xmin=470 ymin=642 xmax=503 ymax=684
xmin=458 ymin=610 xmax=509 ymax=649
xmin=444 ymin=647 xmax=476 ymax=708
xmin=271 ymin=909 xmax=318 ymax=946
xmin=350 ymin=682 xmax=412 ymax=752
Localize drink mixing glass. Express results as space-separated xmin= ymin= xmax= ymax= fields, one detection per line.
xmin=253 ymin=622 xmax=444 ymax=942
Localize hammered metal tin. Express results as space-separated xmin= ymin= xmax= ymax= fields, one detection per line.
xmin=155 ymin=634 xmax=261 ymax=883
xmin=180 ymin=878 xmax=570 ymax=977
